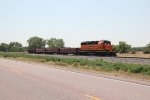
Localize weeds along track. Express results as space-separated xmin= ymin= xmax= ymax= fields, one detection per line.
xmin=27 ymin=54 xmax=150 ymax=65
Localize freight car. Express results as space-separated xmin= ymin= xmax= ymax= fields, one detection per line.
xmin=60 ymin=48 xmax=79 ymax=55
xmin=27 ymin=40 xmax=116 ymax=56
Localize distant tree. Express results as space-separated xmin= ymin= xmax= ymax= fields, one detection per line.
xmin=132 ymin=47 xmax=144 ymax=51
xmin=22 ymin=46 xmax=28 ymax=52
xmin=8 ymin=42 xmax=23 ymax=52
xmin=0 ymin=43 xmax=8 ymax=52
xmin=47 ymin=38 xmax=64 ymax=48
xmin=146 ymin=42 xmax=150 ymax=50
xmin=143 ymin=42 xmax=150 ymax=54
xmin=27 ymin=36 xmax=46 ymax=49
xmin=117 ymin=41 xmax=131 ymax=53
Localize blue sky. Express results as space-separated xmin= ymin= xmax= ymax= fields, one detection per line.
xmin=0 ymin=0 xmax=150 ymax=47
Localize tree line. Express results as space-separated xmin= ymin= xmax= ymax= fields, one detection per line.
xmin=0 ymin=36 xmax=64 ymax=52
xmin=0 ymin=42 xmax=23 ymax=52
xmin=0 ymin=36 xmax=150 ymax=54
xmin=113 ymin=41 xmax=150 ymax=54
xmin=27 ymin=36 xmax=64 ymax=49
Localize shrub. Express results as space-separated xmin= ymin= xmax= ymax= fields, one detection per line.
xmin=131 ymin=51 xmax=136 ymax=54
xmin=143 ymin=50 xmax=150 ymax=54
xmin=130 ymin=66 xmax=143 ymax=73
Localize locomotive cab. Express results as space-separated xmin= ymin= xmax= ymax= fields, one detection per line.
xmin=98 ymin=40 xmax=112 ymax=51
xmin=103 ymin=40 xmax=113 ymax=52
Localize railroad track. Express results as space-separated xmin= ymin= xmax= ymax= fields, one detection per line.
xmin=24 ymin=53 xmax=150 ymax=65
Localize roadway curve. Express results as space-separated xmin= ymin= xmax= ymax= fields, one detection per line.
xmin=0 ymin=58 xmax=150 ymax=100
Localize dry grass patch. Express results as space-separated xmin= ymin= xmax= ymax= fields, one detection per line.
xmin=55 ymin=62 xmax=68 ymax=66
xmin=117 ymin=52 xmax=150 ymax=58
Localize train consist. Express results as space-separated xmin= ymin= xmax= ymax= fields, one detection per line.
xmin=28 ymin=40 xmax=116 ymax=56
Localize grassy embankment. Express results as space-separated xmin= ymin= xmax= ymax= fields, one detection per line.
xmin=0 ymin=52 xmax=150 ymax=78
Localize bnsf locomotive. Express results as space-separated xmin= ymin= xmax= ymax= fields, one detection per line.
xmin=28 ymin=40 xmax=116 ymax=56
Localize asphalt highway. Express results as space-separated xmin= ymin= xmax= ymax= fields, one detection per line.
xmin=0 ymin=58 xmax=150 ymax=100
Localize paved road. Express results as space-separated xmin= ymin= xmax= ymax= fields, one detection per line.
xmin=0 ymin=58 xmax=150 ymax=100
